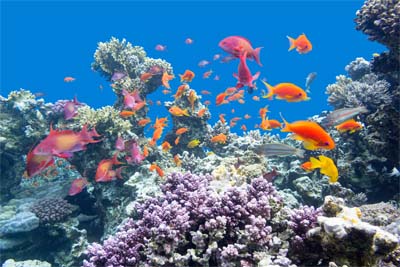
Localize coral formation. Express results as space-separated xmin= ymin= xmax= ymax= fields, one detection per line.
xmin=83 ymin=172 xmax=284 ymax=266
xmin=30 ymin=198 xmax=76 ymax=224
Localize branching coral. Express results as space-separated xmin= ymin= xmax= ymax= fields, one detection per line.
xmin=83 ymin=172 xmax=283 ymax=267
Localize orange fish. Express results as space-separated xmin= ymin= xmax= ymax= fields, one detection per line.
xmin=262 ymin=81 xmax=309 ymax=102
xmin=197 ymin=108 xmax=207 ymax=117
xmin=174 ymin=135 xmax=181 ymax=145
xmin=140 ymin=72 xmax=153 ymax=82
xmin=204 ymin=100 xmax=211 ymax=106
xmin=169 ymin=106 xmax=189 ymax=116
xmin=143 ymin=145 xmax=149 ymax=157
xmin=219 ymin=114 xmax=226 ymax=124
xmin=203 ymin=70 xmax=213 ymax=79
xmin=137 ymin=118 xmax=151 ymax=127
xmin=162 ymin=89 xmax=171 ymax=95
xmin=259 ymin=107 xmax=269 ymax=118
xmin=301 ymin=161 xmax=313 ymax=172
xmin=231 ymin=117 xmax=242 ymax=122
xmin=238 ymin=99 xmax=245 ymax=104
xmin=162 ymin=72 xmax=174 ymax=89
xmin=280 ymin=114 xmax=335 ymax=150
xmin=244 ymin=114 xmax=251 ymax=119
xmin=252 ymin=95 xmax=260 ymax=101
xmin=225 ymin=87 xmax=238 ymax=95
xmin=95 ymin=153 xmax=124 ymax=182
xmin=149 ymin=163 xmax=164 ymax=177
xmin=259 ymin=118 xmax=271 ymax=131
xmin=216 ymin=92 xmax=228 ymax=105
xmin=154 ymin=117 xmax=168 ymax=129
xmin=64 ymin=76 xmax=76 ymax=82
xmin=150 ymin=128 xmax=163 ymax=146
xmin=161 ymin=141 xmax=172 ymax=152
xmin=174 ymin=84 xmax=189 ymax=99
xmin=287 ymin=34 xmax=312 ymax=54
xmin=201 ymin=90 xmax=212 ymax=95
xmin=231 ymin=108 xmax=235 ymax=114
xmin=156 ymin=100 xmax=162 ymax=106
xmin=173 ymin=154 xmax=182 ymax=167
xmin=68 ymin=177 xmax=89 ymax=196
xmin=335 ymin=119 xmax=363 ymax=133
xmin=229 ymin=121 xmax=237 ymax=128
xmin=188 ymin=90 xmax=197 ymax=111
xmin=179 ymin=70 xmax=195 ymax=83
xmin=211 ymin=133 xmax=227 ymax=144
xmin=241 ymin=124 xmax=247 ymax=131
xmin=267 ymin=119 xmax=282 ymax=129
xmin=176 ymin=127 xmax=189 ymax=135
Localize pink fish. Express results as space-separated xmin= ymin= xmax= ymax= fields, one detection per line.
xmin=233 ymin=51 xmax=260 ymax=93
xmin=95 ymin=153 xmax=125 ymax=182
xmin=26 ymin=148 xmax=55 ymax=177
xmin=125 ymin=140 xmax=145 ymax=165
xmin=213 ymin=54 xmax=221 ymax=60
xmin=111 ymin=72 xmax=127 ymax=81
xmin=213 ymin=75 xmax=220 ymax=81
xmin=115 ymin=136 xmax=125 ymax=151
xmin=122 ymin=89 xmax=144 ymax=110
xmin=185 ymin=38 xmax=193 ymax=44
xmin=203 ymin=70 xmax=213 ymax=79
xmin=198 ymin=60 xmax=210 ymax=68
xmin=219 ymin=36 xmax=263 ymax=66
xmin=64 ymin=96 xmax=82 ymax=120
xmin=68 ymin=177 xmax=89 ymax=196
xmin=155 ymin=44 xmax=167 ymax=51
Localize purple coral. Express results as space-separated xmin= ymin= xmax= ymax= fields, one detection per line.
xmin=288 ymin=205 xmax=321 ymax=252
xmin=83 ymin=172 xmax=282 ymax=267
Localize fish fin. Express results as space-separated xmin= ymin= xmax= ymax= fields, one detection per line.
xmin=253 ymin=71 xmax=260 ymax=81
xmin=179 ymin=74 xmax=184 ymax=82
xmin=309 ymin=156 xmax=321 ymax=169
xmin=295 ymin=149 xmax=305 ymax=158
xmin=279 ymin=113 xmax=291 ymax=132
xmin=306 ymin=86 xmax=311 ymax=93
xmin=183 ymin=109 xmax=190 ymax=116
xmin=290 ymin=134 xmax=303 ymax=141
xmin=112 ymin=152 xmax=123 ymax=165
xmin=287 ymin=36 xmax=296 ymax=51
xmin=303 ymin=140 xmax=317 ymax=151
xmin=261 ymin=80 xmax=274 ymax=99
xmin=253 ymin=47 xmax=263 ymax=66
xmin=233 ymin=73 xmax=239 ymax=79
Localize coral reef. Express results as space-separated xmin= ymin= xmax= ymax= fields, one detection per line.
xmin=29 ymin=198 xmax=76 ymax=224
xmin=83 ymin=172 xmax=284 ymax=267
xmin=2 ymin=259 xmax=51 ymax=267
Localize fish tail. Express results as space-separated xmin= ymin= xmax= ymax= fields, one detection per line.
xmin=296 ymin=149 xmax=305 ymax=158
xmin=279 ymin=112 xmax=291 ymax=132
xmin=183 ymin=109 xmax=190 ymax=116
xmin=261 ymin=80 xmax=274 ymax=99
xmin=309 ymin=157 xmax=321 ymax=169
xmin=287 ymin=36 xmax=296 ymax=51
xmin=253 ymin=47 xmax=263 ymax=66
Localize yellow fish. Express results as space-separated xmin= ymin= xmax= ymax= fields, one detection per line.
xmin=309 ymin=155 xmax=339 ymax=183
xmin=187 ymin=139 xmax=200 ymax=148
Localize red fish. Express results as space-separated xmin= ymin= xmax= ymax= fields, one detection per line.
xmin=68 ymin=177 xmax=89 ymax=196
xmin=115 ymin=136 xmax=125 ymax=151
xmin=287 ymin=34 xmax=312 ymax=54
xmin=125 ymin=140 xmax=145 ymax=165
xmin=64 ymin=76 xmax=76 ymax=82
xmin=95 ymin=153 xmax=124 ymax=182
xmin=26 ymin=148 xmax=55 ymax=177
xmin=185 ymin=38 xmax=193 ymax=44
xmin=219 ymin=36 xmax=262 ymax=66
xmin=155 ymin=44 xmax=167 ymax=51
xmin=233 ymin=52 xmax=260 ymax=93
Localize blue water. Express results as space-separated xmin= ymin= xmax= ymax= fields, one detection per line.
xmin=1 ymin=0 xmax=385 ymax=136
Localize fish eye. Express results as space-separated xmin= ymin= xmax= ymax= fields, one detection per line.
xmin=324 ymin=142 xmax=330 ymax=146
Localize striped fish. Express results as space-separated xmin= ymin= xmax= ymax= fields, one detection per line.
xmin=254 ymin=143 xmax=305 ymax=158
xmin=325 ymin=106 xmax=369 ymax=126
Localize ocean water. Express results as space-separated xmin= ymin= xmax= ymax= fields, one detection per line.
xmin=1 ymin=1 xmax=399 ymax=267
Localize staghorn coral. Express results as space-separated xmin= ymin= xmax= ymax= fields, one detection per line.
xmin=355 ymin=0 xmax=400 ymax=51
xmin=83 ymin=172 xmax=283 ymax=267
xmin=30 ymin=198 xmax=76 ymax=224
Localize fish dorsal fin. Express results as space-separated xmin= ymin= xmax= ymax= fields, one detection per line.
xmin=303 ymin=140 xmax=317 ymax=151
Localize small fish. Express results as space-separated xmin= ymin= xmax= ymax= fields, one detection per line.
xmin=162 ymin=72 xmax=174 ymax=89
xmin=64 ymin=96 xmax=81 ymax=120
xmin=203 ymin=70 xmax=213 ymax=79
xmin=137 ymin=118 xmax=151 ymax=127
xmin=161 ymin=141 xmax=172 ymax=152
xmin=188 ymin=90 xmax=197 ymax=111
xmin=210 ymin=133 xmax=227 ymax=144
xmin=261 ymin=81 xmax=309 ymax=102
xmin=241 ymin=124 xmax=247 ymax=131
xmin=252 ymin=95 xmax=260 ymax=101
xmin=197 ymin=108 xmax=207 ymax=117
xmin=216 ymin=92 xmax=229 ymax=105
xmin=175 ymin=135 xmax=181 ymax=145
xmin=162 ymin=89 xmax=171 ymax=95
xmin=122 ymin=89 xmax=144 ymax=110
xmin=155 ymin=44 xmax=167 ymax=51
xmin=280 ymin=113 xmax=335 ymax=151
xmin=225 ymin=87 xmax=238 ymax=95
xmin=204 ymin=100 xmax=211 ymax=105
xmin=173 ymin=154 xmax=182 ymax=167
xmin=263 ymin=169 xmax=279 ymax=182
xmin=176 ymin=127 xmax=189 ymax=135
xmin=187 ymin=139 xmax=200 ymax=148
xmin=68 ymin=178 xmax=89 ymax=196
xmin=143 ymin=145 xmax=149 ymax=158
xmin=244 ymin=114 xmax=251 ymax=119
xmin=126 ymin=140 xmax=145 ymax=165
xmin=335 ymin=119 xmax=363 ymax=133
xmin=308 ymin=155 xmax=339 ymax=183
xmin=111 ymin=72 xmax=127 ymax=81
xmin=149 ymin=163 xmax=164 ymax=177
xmin=198 ymin=60 xmax=210 ymax=68
xmin=95 ymin=153 xmax=124 ymax=182
xmin=140 ymin=72 xmax=153 ymax=82
xmin=255 ymin=143 xmax=305 ymax=158
xmin=179 ymin=70 xmax=195 ymax=82
xmin=174 ymin=84 xmax=189 ymax=99
xmin=231 ymin=108 xmax=235 ymax=114
xmin=169 ymin=106 xmax=189 ymax=116
xmin=185 ymin=38 xmax=194 ymax=45
xmin=305 ymin=72 xmax=317 ymax=93
xmin=219 ymin=36 xmax=263 ymax=66
xmin=287 ymin=34 xmax=312 ymax=54
xmin=201 ymin=90 xmax=212 ymax=95
xmin=325 ymin=106 xmax=369 ymax=126
xmin=219 ymin=114 xmax=226 ymax=124
xmin=213 ymin=54 xmax=221 ymax=61
xmin=301 ymin=161 xmax=313 ymax=172
xmin=64 ymin=76 xmax=76 ymax=82
xmin=213 ymin=75 xmax=220 ymax=81
xmin=120 ymin=110 xmax=136 ymax=118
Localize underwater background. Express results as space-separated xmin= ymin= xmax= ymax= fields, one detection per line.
xmin=1 ymin=0 xmax=399 ymax=266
